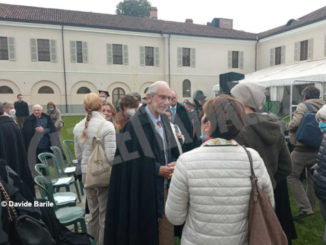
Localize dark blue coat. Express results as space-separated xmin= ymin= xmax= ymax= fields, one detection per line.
xmin=21 ymin=113 xmax=56 ymax=151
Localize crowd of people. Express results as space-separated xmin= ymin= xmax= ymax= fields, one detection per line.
xmin=1 ymin=82 xmax=326 ymax=245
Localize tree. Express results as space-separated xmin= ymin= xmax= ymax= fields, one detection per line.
xmin=116 ymin=0 xmax=151 ymax=18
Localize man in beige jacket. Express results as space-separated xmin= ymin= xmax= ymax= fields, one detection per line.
xmin=288 ymin=86 xmax=324 ymax=220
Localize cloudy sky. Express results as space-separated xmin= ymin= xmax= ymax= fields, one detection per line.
xmin=1 ymin=0 xmax=326 ymax=33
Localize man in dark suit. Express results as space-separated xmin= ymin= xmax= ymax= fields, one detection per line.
xmin=170 ymin=90 xmax=200 ymax=151
xmin=14 ymin=93 xmax=29 ymax=129
xmin=105 ymin=81 xmax=179 ymax=245
xmin=21 ymin=104 xmax=57 ymax=175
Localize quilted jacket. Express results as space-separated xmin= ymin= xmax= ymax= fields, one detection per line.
xmin=165 ymin=140 xmax=274 ymax=245
xmin=73 ymin=111 xmax=116 ymax=174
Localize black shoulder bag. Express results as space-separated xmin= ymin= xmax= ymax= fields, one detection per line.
xmin=0 ymin=181 xmax=56 ymax=245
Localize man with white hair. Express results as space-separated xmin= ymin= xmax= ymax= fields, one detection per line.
xmin=2 ymin=102 xmax=15 ymax=118
xmin=105 ymin=81 xmax=179 ymax=245
xmin=22 ymin=104 xmax=56 ymax=173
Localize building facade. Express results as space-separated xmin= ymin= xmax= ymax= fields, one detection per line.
xmin=0 ymin=3 xmax=326 ymax=113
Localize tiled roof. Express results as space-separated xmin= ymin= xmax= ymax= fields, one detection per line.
xmin=259 ymin=6 xmax=326 ymax=39
xmin=0 ymin=3 xmax=257 ymax=40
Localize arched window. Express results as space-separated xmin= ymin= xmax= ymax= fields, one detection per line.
xmin=183 ymin=79 xmax=191 ymax=97
xmin=0 ymin=86 xmax=13 ymax=94
xmin=77 ymin=87 xmax=91 ymax=94
xmin=38 ymin=86 xmax=54 ymax=94
xmin=112 ymin=87 xmax=125 ymax=107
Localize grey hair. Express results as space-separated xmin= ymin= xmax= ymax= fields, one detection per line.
xmin=147 ymin=81 xmax=169 ymax=95
xmin=32 ymin=104 xmax=43 ymax=110
xmin=2 ymin=102 xmax=12 ymax=110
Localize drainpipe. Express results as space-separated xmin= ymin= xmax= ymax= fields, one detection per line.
xmin=61 ymin=25 xmax=68 ymax=113
xmin=168 ymin=34 xmax=171 ymax=86
xmin=255 ymin=35 xmax=259 ymax=71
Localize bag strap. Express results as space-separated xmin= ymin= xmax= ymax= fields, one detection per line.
xmin=96 ymin=121 xmax=106 ymax=139
xmin=241 ymin=146 xmax=259 ymax=202
xmin=91 ymin=121 xmax=106 ymax=149
xmin=0 ymin=181 xmax=18 ymax=222
xmin=303 ymin=102 xmax=315 ymax=113
xmin=241 ymin=146 xmax=256 ymax=178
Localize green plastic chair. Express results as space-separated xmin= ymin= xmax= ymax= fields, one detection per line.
xmin=34 ymin=175 xmax=87 ymax=233
xmin=51 ymin=146 xmax=76 ymax=176
xmin=50 ymin=146 xmax=82 ymax=201
xmin=62 ymin=140 xmax=84 ymax=196
xmin=38 ymin=152 xmax=81 ymax=202
xmin=35 ymin=163 xmax=77 ymax=208
xmin=62 ymin=140 xmax=78 ymax=165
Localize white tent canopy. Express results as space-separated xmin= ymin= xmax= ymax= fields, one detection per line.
xmin=241 ymin=58 xmax=326 ymax=87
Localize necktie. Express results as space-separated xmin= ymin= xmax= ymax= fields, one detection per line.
xmin=157 ymin=121 xmax=161 ymax=127
xmin=172 ymin=107 xmax=176 ymax=122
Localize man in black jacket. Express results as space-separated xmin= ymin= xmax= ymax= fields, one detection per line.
xmin=105 ymin=81 xmax=179 ymax=245
xmin=14 ymin=93 xmax=29 ymax=129
xmin=0 ymin=103 xmax=34 ymax=196
xmin=169 ymin=90 xmax=200 ymax=152
xmin=22 ymin=104 xmax=56 ymax=175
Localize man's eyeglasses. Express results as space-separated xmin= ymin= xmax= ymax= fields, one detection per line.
xmin=153 ymin=93 xmax=173 ymax=102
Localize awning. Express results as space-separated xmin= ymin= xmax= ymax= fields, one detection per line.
xmin=241 ymin=58 xmax=326 ymax=87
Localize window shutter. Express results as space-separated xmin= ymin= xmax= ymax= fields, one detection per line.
xmin=294 ymin=42 xmax=299 ymax=61
xmin=308 ymin=39 xmax=313 ymax=59
xmin=239 ymin=51 xmax=244 ymax=69
xmin=8 ymin=37 xmax=15 ymax=61
xmin=270 ymin=48 xmax=275 ymax=66
xmin=70 ymin=41 xmax=77 ymax=63
xmin=177 ymin=48 xmax=182 ymax=67
xmin=50 ymin=39 xmax=57 ymax=63
xmin=82 ymin=42 xmax=88 ymax=63
xmin=139 ymin=46 xmax=145 ymax=66
xmin=190 ymin=48 xmax=196 ymax=68
xmin=107 ymin=44 xmax=113 ymax=64
xmin=227 ymin=51 xmax=232 ymax=68
xmin=123 ymin=45 xmax=128 ymax=65
xmin=281 ymin=46 xmax=286 ymax=64
xmin=154 ymin=47 xmax=159 ymax=67
xmin=324 ymin=35 xmax=326 ymax=57
xmin=30 ymin=38 xmax=37 ymax=62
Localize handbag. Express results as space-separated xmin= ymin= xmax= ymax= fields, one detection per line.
xmin=0 ymin=181 xmax=56 ymax=245
xmin=84 ymin=121 xmax=112 ymax=188
xmin=242 ymin=146 xmax=288 ymax=245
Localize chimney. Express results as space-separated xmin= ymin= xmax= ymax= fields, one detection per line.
xmin=208 ymin=18 xmax=233 ymax=29
xmin=185 ymin=19 xmax=193 ymax=24
xmin=149 ymin=7 xmax=157 ymax=20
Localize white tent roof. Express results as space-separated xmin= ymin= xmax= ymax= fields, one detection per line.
xmin=241 ymin=58 xmax=326 ymax=87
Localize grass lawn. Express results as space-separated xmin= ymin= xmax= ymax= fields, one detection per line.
xmin=62 ymin=115 xmax=84 ymax=141
xmin=61 ymin=115 xmax=325 ymax=245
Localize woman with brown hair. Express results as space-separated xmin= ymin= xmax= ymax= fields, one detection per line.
xmin=165 ymin=95 xmax=274 ymax=245
xmin=102 ymin=101 xmax=117 ymax=127
xmin=115 ymin=94 xmax=139 ymax=131
xmin=73 ymin=93 xmax=116 ymax=245
xmin=46 ymin=101 xmax=64 ymax=136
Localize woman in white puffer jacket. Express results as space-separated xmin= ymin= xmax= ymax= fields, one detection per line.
xmin=73 ymin=92 xmax=116 ymax=245
xmin=165 ymin=95 xmax=274 ymax=245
